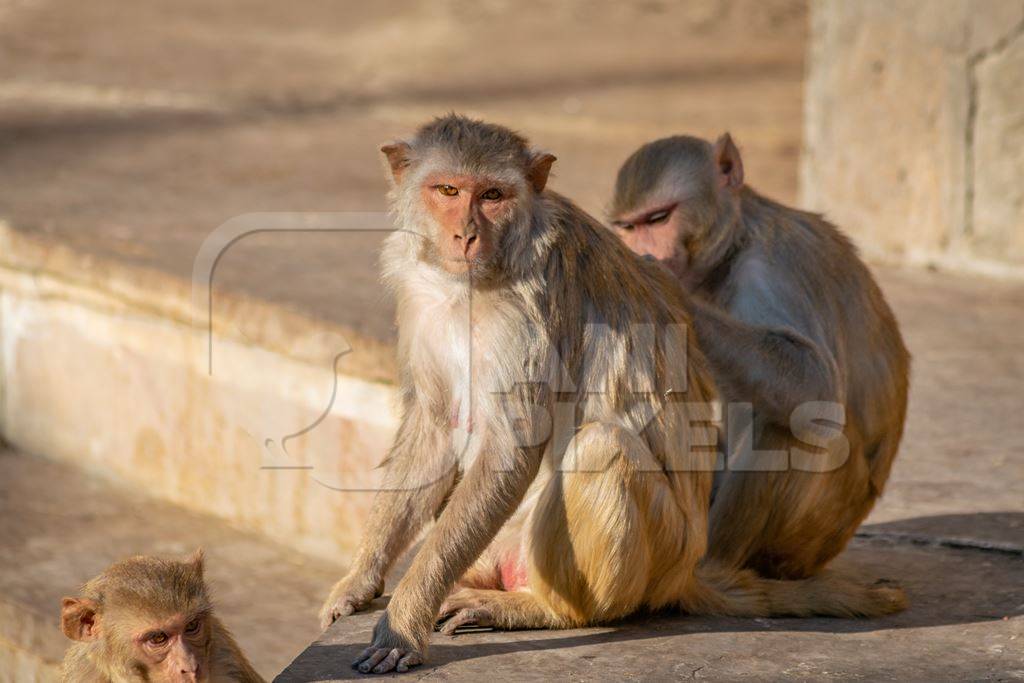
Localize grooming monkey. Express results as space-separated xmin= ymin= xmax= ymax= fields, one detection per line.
xmin=61 ymin=551 xmax=264 ymax=682
xmin=320 ymin=115 xmax=905 ymax=674
xmin=610 ymin=134 xmax=911 ymax=579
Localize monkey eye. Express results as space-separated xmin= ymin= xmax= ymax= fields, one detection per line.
xmin=148 ymin=632 xmax=168 ymax=646
xmin=436 ymin=185 xmax=458 ymax=197
xmin=646 ymin=209 xmax=671 ymax=224
xmin=480 ymin=188 xmax=502 ymax=201
xmin=185 ymin=619 xmax=201 ymax=635
xmin=616 ymin=223 xmax=635 ymax=232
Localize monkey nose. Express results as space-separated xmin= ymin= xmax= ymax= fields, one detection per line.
xmin=177 ymin=659 xmax=200 ymax=681
xmin=453 ymin=232 xmax=479 ymax=257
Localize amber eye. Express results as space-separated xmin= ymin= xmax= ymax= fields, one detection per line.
xmin=149 ymin=632 xmax=168 ymax=646
xmin=480 ymin=188 xmax=502 ymax=201
xmin=436 ymin=185 xmax=458 ymax=196
xmin=185 ymin=619 xmax=201 ymax=635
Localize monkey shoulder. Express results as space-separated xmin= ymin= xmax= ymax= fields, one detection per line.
xmin=718 ymin=253 xmax=809 ymax=331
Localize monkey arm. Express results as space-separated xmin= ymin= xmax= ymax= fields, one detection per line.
xmin=688 ymin=297 xmax=841 ymax=426
xmin=347 ymin=451 xmax=456 ymax=590
xmin=365 ymin=436 xmax=544 ymax=658
xmin=321 ymin=407 xmax=455 ymax=628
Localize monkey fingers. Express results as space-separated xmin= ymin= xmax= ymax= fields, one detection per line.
xmin=324 ymin=595 xmax=362 ymax=625
xmin=353 ymin=645 xmax=423 ymax=674
xmin=320 ymin=578 xmax=384 ymax=629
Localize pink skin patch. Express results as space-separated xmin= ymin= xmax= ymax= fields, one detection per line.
xmin=449 ymin=401 xmax=473 ymax=432
xmin=499 ymin=554 xmax=528 ymax=591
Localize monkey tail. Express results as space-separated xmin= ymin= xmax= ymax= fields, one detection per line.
xmin=683 ymin=563 xmax=908 ymax=618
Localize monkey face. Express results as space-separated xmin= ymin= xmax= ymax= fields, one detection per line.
xmin=127 ymin=612 xmax=211 ymax=682
xmin=610 ymin=133 xmax=746 ymax=289
xmin=61 ymin=598 xmax=212 ymax=682
xmin=380 ymin=118 xmax=556 ymax=285
xmin=417 ymin=171 xmax=518 ymax=276
xmin=60 ymin=551 xmax=218 ymax=683
xmin=611 ymin=201 xmax=690 ymax=277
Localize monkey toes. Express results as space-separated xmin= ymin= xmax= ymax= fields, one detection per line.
xmin=870 ymin=579 xmax=909 ymax=614
xmin=437 ymin=607 xmax=495 ymax=636
xmin=436 ymin=589 xmax=497 ymax=636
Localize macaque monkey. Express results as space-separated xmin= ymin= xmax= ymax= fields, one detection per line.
xmin=320 ymin=115 xmax=905 ymax=674
xmin=609 ymin=134 xmax=911 ymax=579
xmin=60 ymin=551 xmax=264 ymax=682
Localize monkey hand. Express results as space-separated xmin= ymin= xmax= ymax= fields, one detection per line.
xmin=319 ymin=574 xmax=384 ymax=630
xmin=353 ymin=609 xmax=426 ymax=674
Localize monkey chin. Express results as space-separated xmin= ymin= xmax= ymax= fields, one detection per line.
xmin=441 ymin=258 xmax=472 ymax=277
xmin=439 ymin=257 xmax=494 ymax=283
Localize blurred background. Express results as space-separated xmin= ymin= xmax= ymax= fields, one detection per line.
xmin=1 ymin=1 xmax=1021 ymax=680
xmin=0 ymin=0 xmax=811 ymax=333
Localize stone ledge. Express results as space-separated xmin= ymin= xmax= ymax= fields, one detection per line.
xmin=0 ymin=220 xmax=398 ymax=385
xmin=278 ymin=537 xmax=1024 ymax=681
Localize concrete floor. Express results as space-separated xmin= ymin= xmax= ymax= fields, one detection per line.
xmin=0 ymin=450 xmax=344 ymax=680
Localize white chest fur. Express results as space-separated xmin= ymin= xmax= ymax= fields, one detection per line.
xmin=399 ymin=267 xmax=490 ymax=467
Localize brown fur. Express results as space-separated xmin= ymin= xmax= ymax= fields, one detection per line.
xmin=60 ymin=552 xmax=263 ymax=683
xmin=610 ymin=133 xmax=911 ymax=579
xmin=322 ymin=116 xmax=906 ymax=675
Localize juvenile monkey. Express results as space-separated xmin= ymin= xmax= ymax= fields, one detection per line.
xmin=60 ymin=551 xmax=264 ymax=682
xmin=609 ymin=134 xmax=911 ymax=579
xmin=320 ymin=115 xmax=905 ymax=674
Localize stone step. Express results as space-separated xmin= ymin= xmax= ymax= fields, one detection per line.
xmin=0 ymin=449 xmax=343 ymax=681
xmin=0 ymin=221 xmax=400 ymax=562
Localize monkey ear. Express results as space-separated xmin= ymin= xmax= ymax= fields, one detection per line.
xmin=527 ymin=152 xmax=557 ymax=193
xmin=186 ymin=548 xmax=205 ymax=576
xmin=380 ymin=142 xmax=413 ymax=184
xmin=61 ymin=597 xmax=99 ymax=642
xmin=712 ymin=133 xmax=744 ymax=190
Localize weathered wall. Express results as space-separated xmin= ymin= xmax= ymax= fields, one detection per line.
xmin=801 ymin=0 xmax=1024 ymax=277
xmin=0 ymin=224 xmax=399 ymax=562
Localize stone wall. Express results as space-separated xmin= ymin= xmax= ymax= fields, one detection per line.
xmin=801 ymin=0 xmax=1024 ymax=277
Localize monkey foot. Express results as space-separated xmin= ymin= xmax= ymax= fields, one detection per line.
xmin=352 ymin=646 xmax=423 ymax=674
xmin=436 ymin=589 xmax=497 ymax=636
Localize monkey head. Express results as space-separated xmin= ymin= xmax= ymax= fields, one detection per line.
xmin=61 ymin=550 xmax=214 ymax=682
xmin=380 ymin=114 xmax=556 ymax=284
xmin=609 ymin=133 xmax=744 ymax=288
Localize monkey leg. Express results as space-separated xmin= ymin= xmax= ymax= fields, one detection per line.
xmin=437 ymin=423 xmax=698 ymax=634
xmin=527 ymin=422 xmax=692 ymax=626
xmin=709 ymin=426 xmax=876 ymax=579
xmin=436 ymin=587 xmax=555 ymax=634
